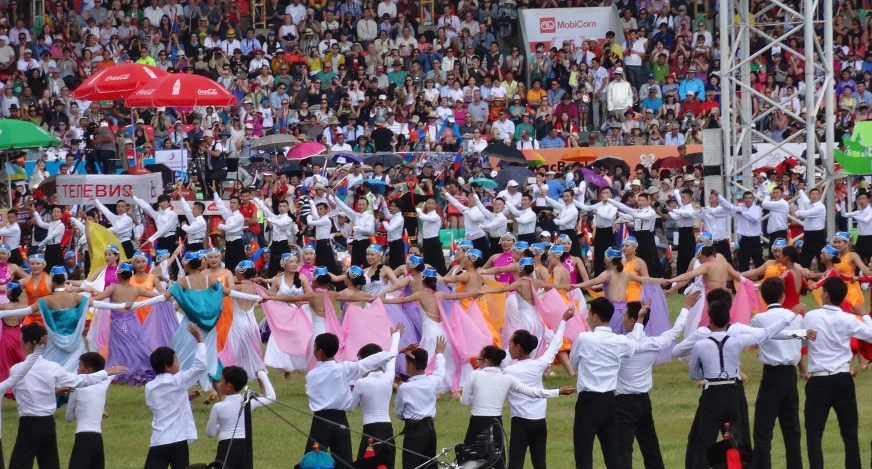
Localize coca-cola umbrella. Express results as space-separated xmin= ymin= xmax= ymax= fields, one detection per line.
xmin=72 ymin=63 xmax=169 ymax=101
xmin=124 ymin=74 xmax=237 ymax=108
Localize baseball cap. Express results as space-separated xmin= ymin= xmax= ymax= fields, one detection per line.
xmin=614 ymin=67 xmax=624 ymax=74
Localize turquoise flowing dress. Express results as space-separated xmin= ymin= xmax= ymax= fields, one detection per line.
xmin=38 ymin=297 xmax=89 ymax=372
xmin=169 ymin=281 xmax=224 ymax=390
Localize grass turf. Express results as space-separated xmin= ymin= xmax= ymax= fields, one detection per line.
xmin=3 ymin=293 xmax=872 ymax=468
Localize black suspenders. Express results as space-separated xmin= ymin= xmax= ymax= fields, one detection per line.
xmin=706 ymin=335 xmax=731 ymax=380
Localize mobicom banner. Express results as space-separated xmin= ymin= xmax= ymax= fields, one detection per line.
xmin=57 ymin=173 xmax=163 ymax=204
xmin=155 ymin=149 xmax=189 ymax=172
xmin=519 ymin=7 xmax=623 ymax=56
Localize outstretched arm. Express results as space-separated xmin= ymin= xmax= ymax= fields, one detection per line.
xmin=667 ymin=263 xmax=711 ymax=285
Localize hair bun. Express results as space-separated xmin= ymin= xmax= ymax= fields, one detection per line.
xmin=529 ymin=336 xmax=539 ymax=350
xmin=497 ymin=349 xmax=507 ymax=360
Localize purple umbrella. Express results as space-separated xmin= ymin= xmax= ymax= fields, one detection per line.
xmin=581 ymin=167 xmax=610 ymax=188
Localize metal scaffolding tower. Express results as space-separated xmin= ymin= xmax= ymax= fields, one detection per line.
xmin=718 ymin=0 xmax=836 ymax=237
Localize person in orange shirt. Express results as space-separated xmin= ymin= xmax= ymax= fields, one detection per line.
xmin=95 ymin=50 xmax=116 ymax=72
xmin=526 ymin=78 xmax=548 ymax=108
xmin=488 ymin=96 xmax=506 ymax=123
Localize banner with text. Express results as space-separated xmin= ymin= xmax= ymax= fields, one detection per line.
xmin=154 ymin=149 xmax=189 ymax=172
xmin=170 ymin=200 xmax=229 ymax=216
xmin=518 ymin=7 xmax=624 ymax=57
xmin=57 ymin=173 xmax=163 ymax=205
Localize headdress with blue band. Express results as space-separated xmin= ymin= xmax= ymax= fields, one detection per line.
xmin=262 ymin=247 xmax=271 ymax=253
xmin=131 ymin=250 xmax=150 ymax=263
xmin=207 ymin=247 xmax=221 ymax=255
xmin=155 ymin=249 xmax=170 ymax=262
xmin=197 ymin=250 xmax=209 ymax=258
xmin=183 ymin=252 xmax=201 ymax=263
xmin=280 ymin=252 xmax=294 ymax=267
xmin=118 ymin=263 xmax=133 ymax=273
xmin=794 ymin=240 xmax=804 ymax=248
xmin=695 ymin=243 xmax=708 ymax=255
xmin=822 ymin=245 xmax=839 ymax=259
xmin=303 ymin=243 xmax=317 ymax=252
xmin=50 ymin=266 xmax=66 ymax=276
xmin=235 ymin=260 xmax=254 ymax=272
xmin=517 ymin=257 xmax=533 ymax=271
xmin=530 ymin=243 xmax=546 ymax=255
xmin=6 ymin=282 xmax=20 ymax=291
xmin=513 ymin=241 xmax=530 ymax=251
xmin=623 ymin=236 xmax=638 ymax=246
xmin=422 ymin=268 xmax=438 ymax=278
xmin=772 ymin=238 xmax=788 ymax=248
xmin=367 ymin=244 xmax=384 ymax=253
xmin=288 ymin=249 xmax=301 ymax=257
xmin=605 ymin=247 xmax=622 ymax=260
xmin=348 ymin=265 xmax=364 ymax=278
xmin=834 ymin=232 xmax=852 ymax=242
xmin=105 ymin=244 xmax=119 ymax=254
xmin=500 ymin=232 xmax=516 ymax=241
xmin=407 ymin=254 xmax=423 ymax=267
xmin=697 ymin=232 xmax=713 ymax=242
xmin=458 ymin=240 xmax=474 ymax=249
xmin=313 ymin=266 xmax=329 ymax=276
xmin=0 ymin=244 xmax=11 ymax=253
xmin=28 ymin=253 xmax=45 ymax=262
xmin=557 ymin=234 xmax=571 ymax=242
xmin=540 ymin=242 xmax=552 ymax=250
xmin=466 ymin=249 xmax=482 ymax=261
xmin=548 ymin=245 xmax=565 ymax=256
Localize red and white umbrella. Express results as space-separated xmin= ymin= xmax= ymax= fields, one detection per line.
xmin=72 ymin=63 xmax=168 ymax=101
xmin=287 ymin=142 xmax=327 ymax=160
xmin=124 ymin=74 xmax=237 ymax=108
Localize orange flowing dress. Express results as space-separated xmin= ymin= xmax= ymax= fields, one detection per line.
xmin=130 ymin=273 xmax=157 ymax=323
xmin=212 ymin=271 xmax=234 ymax=352
xmin=24 ymin=273 xmax=50 ymax=326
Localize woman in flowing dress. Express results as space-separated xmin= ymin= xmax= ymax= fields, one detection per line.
xmin=219 ymin=260 xmax=265 ymax=380
xmin=261 ymin=249 xmax=315 ymax=377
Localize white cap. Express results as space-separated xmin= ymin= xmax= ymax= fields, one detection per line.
xmin=0 ymin=36 xmax=8 ymax=42
xmin=683 ymin=174 xmax=695 ymax=181
xmin=99 ymin=122 xmax=109 ymax=127
xmin=378 ymin=94 xmax=387 ymax=100
xmin=631 ymin=179 xmax=641 ymax=186
xmin=540 ymin=231 xmax=551 ymax=238
xmin=506 ymin=180 xmax=519 ymax=187
xmin=203 ymin=130 xmax=214 ymax=138
xmin=614 ymin=67 xmax=624 ymax=74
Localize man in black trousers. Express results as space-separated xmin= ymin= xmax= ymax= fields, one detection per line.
xmin=751 ymin=277 xmax=804 ymax=469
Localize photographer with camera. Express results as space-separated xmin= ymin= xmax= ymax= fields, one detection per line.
xmin=86 ymin=122 xmax=116 ymax=175
xmin=201 ymin=130 xmax=228 ymax=199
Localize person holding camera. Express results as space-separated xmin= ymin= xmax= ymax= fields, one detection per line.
xmin=201 ymin=130 xmax=228 ymax=199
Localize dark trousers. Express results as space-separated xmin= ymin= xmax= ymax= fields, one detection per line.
xmin=44 ymin=243 xmax=63 ymax=274
xmin=737 ymin=235 xmax=764 ymax=272
xmin=676 ymin=227 xmax=695 ymax=276
xmin=267 ymin=240 xmax=290 ymax=278
xmin=712 ymin=239 xmax=732 ymax=266
xmin=205 ymin=169 xmax=228 ymax=199
xmin=559 ymin=229 xmax=581 ymax=259
xmin=68 ymin=432 xmax=104 ymax=469
xmin=593 ymin=228 xmax=613 ymax=276
xmin=687 ymin=383 xmax=747 ymax=469
xmin=471 ymin=236 xmax=490 ymax=262
xmin=684 ymin=380 xmax=752 ymax=469
xmin=635 ymin=230 xmax=661 ymax=278
xmin=768 ymin=230 xmax=788 ymax=258
xmin=799 ymin=229 xmax=826 ymax=269
xmin=508 ymin=417 xmax=547 ymax=469
xmin=616 ymin=393 xmax=664 ymax=469
xmin=753 ymin=365 xmax=802 ymax=469
xmin=225 ymin=238 xmax=246 ymax=273
xmin=402 ymin=418 xmax=436 ymax=469
xmin=517 ymin=233 xmax=536 ymax=244
xmin=357 ymin=422 xmax=395 ymax=469
xmin=143 ymin=440 xmax=189 ymax=469
xmin=9 ymin=415 xmax=59 ymax=469
xmin=422 ymin=237 xmax=447 ymax=276
xmin=855 ymin=234 xmax=872 ymax=264
xmin=388 ymin=239 xmax=405 ymax=270
xmin=305 ymin=409 xmax=353 ymax=468
xmin=350 ymin=238 xmax=370 ymax=269
xmin=464 ymin=416 xmax=504 ymax=469
xmin=215 ymin=438 xmax=246 ymax=469
xmin=121 ymin=240 xmax=136 ymax=259
xmin=8 ymin=248 xmax=22 ymax=267
xmin=573 ymin=391 xmax=620 ymax=469
xmin=805 ymin=373 xmax=861 ymax=469
xmin=186 ymin=241 xmax=204 ymax=253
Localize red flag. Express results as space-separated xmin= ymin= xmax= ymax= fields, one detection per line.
xmin=402 ymin=229 xmax=410 ymax=258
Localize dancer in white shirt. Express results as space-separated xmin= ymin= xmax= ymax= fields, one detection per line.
xmin=65 ymin=351 xmax=116 ymax=469
xmin=395 ymin=337 xmax=447 ymax=469
xmin=178 ymin=199 xmax=207 ymax=253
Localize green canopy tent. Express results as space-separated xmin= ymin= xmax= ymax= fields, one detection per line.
xmin=0 ymin=120 xmax=62 ymax=205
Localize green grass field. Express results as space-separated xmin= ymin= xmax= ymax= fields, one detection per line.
xmin=5 ymin=294 xmax=872 ymax=468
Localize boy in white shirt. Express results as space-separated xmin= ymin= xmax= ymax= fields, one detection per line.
xmin=206 ymin=366 xmax=276 ymax=469
xmin=144 ymin=323 xmax=206 ymax=469
xmin=66 ymin=352 xmax=114 ymax=469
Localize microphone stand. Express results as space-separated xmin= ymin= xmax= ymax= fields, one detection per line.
xmin=242 ymin=388 xmax=254 ymax=469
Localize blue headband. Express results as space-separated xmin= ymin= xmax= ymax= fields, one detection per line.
xmin=822 ymin=245 xmax=839 ymax=259
xmin=131 ymin=250 xmax=149 ymax=261
xmin=118 ymin=262 xmax=133 ymax=272
xmin=794 ymin=240 xmax=804 ymax=247
xmin=548 ymin=245 xmax=565 ymax=255
xmin=834 ymin=232 xmax=852 ymax=242
xmin=697 ymin=232 xmax=713 ymax=241
xmin=422 ymin=268 xmax=438 ymax=278
xmin=623 ymin=236 xmax=638 ymax=246
xmin=50 ymin=266 xmax=66 ymax=276
xmin=348 ymin=265 xmax=364 ymax=278
xmin=262 ymin=247 xmax=271 ymax=253
xmin=183 ymin=252 xmax=201 ymax=263
xmin=530 ymin=243 xmax=546 ymax=254
xmin=407 ymin=254 xmax=423 ymax=266
xmin=557 ymin=234 xmax=570 ymax=241
xmin=367 ymin=244 xmax=384 ymax=253
xmin=155 ymin=249 xmax=170 ymax=261
xmin=0 ymin=244 xmax=11 ymax=253
xmin=304 ymin=243 xmax=317 ymax=252
xmin=695 ymin=243 xmax=707 ymax=255
xmin=605 ymin=247 xmax=622 ymax=260
xmin=280 ymin=252 xmax=295 ymax=267
xmin=105 ymin=244 xmax=119 ymax=253
xmin=313 ymin=266 xmax=329 ymax=276
xmin=466 ymin=249 xmax=482 ymax=261
xmin=235 ymin=260 xmax=255 ymax=272
xmin=458 ymin=240 xmax=474 ymax=249
xmin=772 ymin=238 xmax=788 ymax=248
xmin=207 ymin=247 xmax=221 ymax=255
xmin=28 ymin=253 xmax=45 ymax=262
xmin=6 ymin=282 xmax=19 ymax=291
xmin=500 ymin=232 xmax=516 ymax=240
xmin=518 ymin=257 xmax=533 ymax=266
xmin=513 ymin=241 xmax=530 ymax=251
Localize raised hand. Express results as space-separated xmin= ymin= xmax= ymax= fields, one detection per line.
xmin=398 ymin=342 xmax=419 ymax=356
xmin=391 ymin=323 xmax=406 ymax=336
xmin=434 ymin=336 xmax=447 ymax=355
xmin=187 ymin=323 xmax=204 ymax=343
xmin=683 ymin=291 xmax=701 ymax=309
xmin=106 ymin=365 xmax=129 ymax=376
xmin=562 ymin=306 xmax=575 ymax=321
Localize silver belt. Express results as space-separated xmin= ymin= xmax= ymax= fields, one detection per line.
xmin=705 ymin=379 xmax=737 ymax=386
xmin=810 ymin=366 xmax=850 ymax=377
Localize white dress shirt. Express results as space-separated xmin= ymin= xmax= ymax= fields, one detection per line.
xmin=395 ymin=354 xmax=446 ymax=420
xmin=416 ymin=208 xmax=442 ymax=240
xmin=804 ymin=306 xmax=872 ymax=374
xmin=331 ymin=196 xmax=375 ymax=242
xmin=668 ymin=202 xmax=699 ymax=229
xmin=95 ymin=200 xmax=134 ymax=242
xmin=751 ymin=305 xmax=804 ymax=366
xmin=569 ymin=324 xmax=645 ymax=393
xmin=545 ymin=197 xmax=580 ymax=231
xmin=307 ymin=203 xmax=334 ymax=241
xmin=575 ymin=200 xmax=616 ymax=229
xmin=206 ymin=370 xmax=276 ymax=440
xmin=179 ymin=199 xmax=207 ymax=243
xmin=444 ymin=193 xmax=486 ymax=240
xmin=794 ymin=190 xmax=826 ymax=231
xmin=0 ymin=221 xmax=22 ymax=249
xmin=504 ymin=205 xmax=536 ymax=236
xmin=145 ymin=343 xmax=206 ymax=446
xmin=689 ymin=316 xmax=791 ymax=386
xmin=698 ymin=204 xmax=730 ymax=241
xmin=673 ymin=320 xmax=806 ymax=362
xmin=133 ymin=196 xmax=180 ymax=243
xmin=842 ymin=204 xmax=872 ymax=236
xmin=254 ymin=198 xmax=294 ymax=243
xmin=503 ymin=321 xmax=566 ymax=420
xmin=13 ymin=355 xmax=109 ymax=418
xmin=718 ymin=196 xmax=762 ymax=237
xmin=306 ymin=350 xmax=397 ymax=412
xmin=496 ymin=190 xmax=521 ymax=208
xmin=381 ymin=210 xmax=405 ymax=242
xmin=460 ymin=367 xmax=558 ymax=416
xmin=478 ymin=198 xmax=507 ymax=238
xmin=0 ymin=348 xmax=43 ymax=436
xmin=34 ymin=218 xmax=64 ymax=246
xmin=215 ymin=194 xmax=244 ymax=242
xmin=350 ymin=332 xmax=400 ymax=425
xmin=65 ymin=377 xmax=114 ymax=433
xmin=617 ymin=308 xmax=689 ymax=394
xmin=609 ymin=199 xmax=656 ymax=232
xmin=761 ymin=196 xmax=789 ymax=233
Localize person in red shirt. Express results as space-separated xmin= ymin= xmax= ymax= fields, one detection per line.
xmin=699 ymin=90 xmax=719 ymax=115
xmin=238 ymin=188 xmax=263 ymax=247
xmin=679 ymin=91 xmax=703 ymax=118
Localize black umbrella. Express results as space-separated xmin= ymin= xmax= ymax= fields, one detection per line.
xmin=685 ymin=152 xmax=703 ymax=165
xmin=364 ymin=152 xmax=404 ymax=168
xmin=481 ymin=142 xmax=528 ymax=164
xmin=251 ymin=133 xmax=302 ymax=152
xmin=593 ymin=156 xmax=631 ymax=177
xmin=494 ymin=166 xmax=535 ymax=190
xmin=145 ymin=163 xmax=174 ymax=186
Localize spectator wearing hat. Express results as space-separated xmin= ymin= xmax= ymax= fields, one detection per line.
xmin=607 ymin=67 xmax=634 ymax=122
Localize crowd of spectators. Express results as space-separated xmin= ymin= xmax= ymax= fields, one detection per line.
xmin=0 ymin=0 xmax=846 ymax=159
